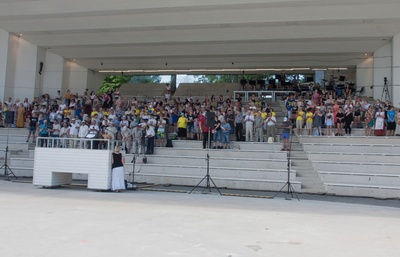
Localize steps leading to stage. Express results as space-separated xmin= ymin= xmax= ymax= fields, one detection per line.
xmin=124 ymin=141 xmax=302 ymax=192
xmin=299 ymin=136 xmax=400 ymax=198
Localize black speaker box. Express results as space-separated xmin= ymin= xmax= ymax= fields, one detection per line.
xmin=206 ymin=111 xmax=215 ymax=128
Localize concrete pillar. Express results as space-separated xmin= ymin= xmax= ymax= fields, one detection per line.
xmin=42 ymin=51 xmax=64 ymax=98
xmin=0 ymin=29 xmax=10 ymax=101
xmin=171 ymin=74 xmax=177 ymax=93
xmin=373 ymin=42 xmax=392 ymax=101
xmin=87 ymin=70 xmax=106 ymax=93
xmin=392 ymin=33 xmax=400 ymax=107
xmin=356 ymin=58 xmax=373 ymax=98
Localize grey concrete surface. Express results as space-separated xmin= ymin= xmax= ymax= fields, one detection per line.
xmin=1 ymin=180 xmax=400 ymax=257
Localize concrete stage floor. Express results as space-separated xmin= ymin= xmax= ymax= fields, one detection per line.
xmin=1 ymin=180 xmax=400 ymax=257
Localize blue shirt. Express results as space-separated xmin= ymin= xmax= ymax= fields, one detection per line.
xmin=387 ymin=110 xmax=396 ymax=122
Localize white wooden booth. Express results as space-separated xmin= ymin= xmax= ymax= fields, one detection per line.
xmin=33 ymin=147 xmax=112 ymax=190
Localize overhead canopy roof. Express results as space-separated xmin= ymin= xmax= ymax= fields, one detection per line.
xmin=1 ymin=0 xmax=400 ymax=74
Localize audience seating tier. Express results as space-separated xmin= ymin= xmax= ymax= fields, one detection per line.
xmin=118 ymin=83 xmax=166 ymax=98
xmin=302 ymin=143 xmax=400 ymax=154
xmin=173 ymin=83 xmax=241 ymax=99
xmin=140 ymin=155 xmax=289 ymax=170
xmin=132 ymin=173 xmax=301 ymax=192
xmin=307 ymin=152 xmax=400 ymax=163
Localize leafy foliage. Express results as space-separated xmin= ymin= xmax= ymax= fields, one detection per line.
xmin=98 ymin=75 xmax=162 ymax=94
xmin=98 ymin=75 xmax=132 ymax=94
xmin=194 ymin=75 xmax=235 ymax=83
xmin=129 ymin=75 xmax=162 ymax=84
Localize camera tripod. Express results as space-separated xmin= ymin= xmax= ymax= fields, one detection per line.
xmin=381 ymin=77 xmax=391 ymax=102
xmin=1 ymin=130 xmax=17 ymax=181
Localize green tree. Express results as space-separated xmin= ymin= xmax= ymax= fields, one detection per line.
xmin=129 ymin=75 xmax=162 ymax=83
xmin=194 ymin=75 xmax=235 ymax=83
xmin=98 ymin=75 xmax=132 ymax=94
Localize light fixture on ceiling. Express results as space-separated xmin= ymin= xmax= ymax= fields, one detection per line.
xmin=101 ymin=62 xmax=103 ymax=66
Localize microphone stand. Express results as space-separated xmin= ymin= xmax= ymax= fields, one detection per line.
xmin=189 ymin=125 xmax=221 ymax=195
xmin=1 ymin=130 xmax=17 ymax=180
xmin=273 ymin=128 xmax=299 ymax=200
xmin=128 ymin=153 xmax=138 ymax=190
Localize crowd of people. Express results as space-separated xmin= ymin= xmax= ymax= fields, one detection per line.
xmin=0 ymin=83 xmax=399 ymax=155
xmin=285 ymin=87 xmax=400 ymax=137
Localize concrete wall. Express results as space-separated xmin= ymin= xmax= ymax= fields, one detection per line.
xmin=42 ymin=51 xmax=64 ymax=99
xmin=0 ymin=29 xmax=10 ymax=100
xmin=62 ymin=60 xmax=89 ymax=96
xmin=356 ymin=57 xmax=373 ymax=98
xmin=0 ymin=29 xmax=96 ymax=101
xmin=87 ymin=70 xmax=105 ymax=93
xmin=373 ymin=42 xmax=392 ymax=101
xmin=393 ymin=33 xmax=400 ymax=107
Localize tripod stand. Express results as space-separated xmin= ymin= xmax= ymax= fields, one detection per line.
xmin=1 ymin=130 xmax=17 ymax=181
xmin=381 ymin=77 xmax=391 ymax=102
xmin=189 ymin=153 xmax=222 ymax=195
xmin=274 ymin=129 xmax=299 ymax=200
xmin=127 ymin=153 xmax=138 ymax=190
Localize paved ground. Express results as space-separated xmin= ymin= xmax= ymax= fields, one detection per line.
xmin=1 ymin=180 xmax=400 ymax=257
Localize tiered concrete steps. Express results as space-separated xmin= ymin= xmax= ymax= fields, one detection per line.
xmin=290 ymin=136 xmax=326 ymax=194
xmin=124 ymin=140 xmax=302 ymax=192
xmin=299 ymin=136 xmax=400 ymax=198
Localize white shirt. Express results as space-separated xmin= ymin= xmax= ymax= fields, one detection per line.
xmin=266 ymin=116 xmax=277 ymax=126
xmin=69 ymin=122 xmax=80 ymax=136
xmin=78 ymin=124 xmax=89 ymax=138
xmin=244 ymin=113 xmax=254 ymax=125
xmin=146 ymin=126 xmax=155 ymax=137
xmin=89 ymin=125 xmax=99 ymax=133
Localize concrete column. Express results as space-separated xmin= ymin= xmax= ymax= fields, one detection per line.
xmin=62 ymin=60 xmax=89 ymax=96
xmin=392 ymin=33 xmax=400 ymax=107
xmin=42 ymin=51 xmax=64 ymax=98
xmin=356 ymin=58 xmax=373 ymax=98
xmin=87 ymin=70 xmax=106 ymax=93
xmin=170 ymin=74 xmax=177 ymax=93
xmin=0 ymin=29 xmax=9 ymax=101
xmin=373 ymin=42 xmax=392 ymax=101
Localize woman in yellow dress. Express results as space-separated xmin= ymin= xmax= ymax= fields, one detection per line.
xmin=17 ymin=103 xmax=25 ymax=128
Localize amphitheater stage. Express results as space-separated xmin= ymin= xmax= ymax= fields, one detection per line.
xmin=1 ymin=180 xmax=400 ymax=257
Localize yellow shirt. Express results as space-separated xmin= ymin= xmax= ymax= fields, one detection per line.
xmin=90 ymin=111 xmax=98 ymax=117
xmin=271 ymin=111 xmax=276 ymax=117
xmin=261 ymin=111 xmax=267 ymax=120
xmin=177 ymin=116 xmax=187 ymax=129
xmin=297 ymin=111 xmax=304 ymax=121
xmin=64 ymin=109 xmax=71 ymax=117
xmin=306 ymin=112 xmax=313 ymax=123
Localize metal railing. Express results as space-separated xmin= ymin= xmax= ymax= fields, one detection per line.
xmin=35 ymin=137 xmax=121 ymax=150
xmin=234 ymin=90 xmax=295 ymax=102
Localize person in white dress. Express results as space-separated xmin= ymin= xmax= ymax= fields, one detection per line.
xmin=111 ymin=146 xmax=126 ymax=192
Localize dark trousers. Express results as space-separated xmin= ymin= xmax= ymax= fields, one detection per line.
xmin=203 ymin=131 xmax=212 ymax=149
xmin=344 ymin=122 xmax=352 ymax=134
xmin=235 ymin=123 xmax=243 ymax=140
xmin=146 ymin=136 xmax=154 ymax=154
xmin=40 ymin=135 xmax=48 ymax=147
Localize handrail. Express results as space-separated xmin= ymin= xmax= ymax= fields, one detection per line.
xmin=233 ymin=90 xmax=295 ymax=102
xmin=35 ymin=137 xmax=123 ymax=150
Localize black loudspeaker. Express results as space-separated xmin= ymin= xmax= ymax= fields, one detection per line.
xmin=4 ymin=111 xmax=14 ymax=124
xmin=206 ymin=111 xmax=215 ymax=128
xmin=38 ymin=62 xmax=43 ymax=75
